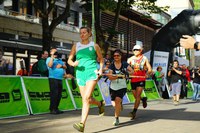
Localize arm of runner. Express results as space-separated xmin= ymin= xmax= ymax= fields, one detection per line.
xmin=68 ymin=44 xmax=79 ymax=67
xmin=127 ymin=65 xmax=134 ymax=75
xmin=145 ymin=57 xmax=152 ymax=77
xmin=95 ymin=44 xmax=104 ymax=75
xmin=106 ymin=70 xmax=118 ymax=80
xmin=127 ymin=57 xmax=132 ymax=65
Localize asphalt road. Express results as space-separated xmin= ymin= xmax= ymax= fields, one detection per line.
xmin=0 ymin=99 xmax=200 ymax=133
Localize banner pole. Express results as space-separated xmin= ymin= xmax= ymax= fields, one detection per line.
xmin=92 ymin=0 xmax=96 ymax=43
xmin=65 ymin=79 xmax=77 ymax=109
xmin=20 ymin=77 xmax=33 ymax=115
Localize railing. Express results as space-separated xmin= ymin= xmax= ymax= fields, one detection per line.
xmin=0 ymin=8 xmax=79 ymax=33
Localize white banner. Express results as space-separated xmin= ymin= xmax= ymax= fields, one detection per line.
xmin=152 ymin=51 xmax=169 ymax=77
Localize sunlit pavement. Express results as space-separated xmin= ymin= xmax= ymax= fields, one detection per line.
xmin=1 ymin=99 xmax=200 ymax=133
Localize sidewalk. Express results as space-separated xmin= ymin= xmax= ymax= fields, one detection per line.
xmin=0 ymin=99 xmax=200 ymax=133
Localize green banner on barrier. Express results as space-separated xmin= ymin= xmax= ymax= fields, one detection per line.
xmin=126 ymin=81 xmax=145 ymax=103
xmin=67 ymin=79 xmax=103 ymax=109
xmin=127 ymin=80 xmax=159 ymax=102
xmin=187 ymin=82 xmax=193 ymax=98
xmin=0 ymin=76 xmax=29 ymax=118
xmin=144 ymin=80 xmax=160 ymax=100
xmin=23 ymin=77 xmax=75 ymax=114
xmin=127 ymin=81 xmax=135 ymax=102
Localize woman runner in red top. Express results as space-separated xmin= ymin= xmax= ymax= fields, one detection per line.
xmin=127 ymin=43 xmax=152 ymax=120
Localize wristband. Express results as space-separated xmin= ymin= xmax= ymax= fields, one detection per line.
xmin=194 ymin=42 xmax=199 ymax=51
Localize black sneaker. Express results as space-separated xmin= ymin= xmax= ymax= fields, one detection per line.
xmin=113 ymin=119 xmax=119 ymax=126
xmin=142 ymin=97 xmax=147 ymax=108
xmin=98 ymin=100 xmax=105 ymax=116
xmin=50 ymin=110 xmax=64 ymax=114
xmin=129 ymin=111 xmax=136 ymax=120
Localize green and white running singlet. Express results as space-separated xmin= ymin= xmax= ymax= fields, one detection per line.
xmin=75 ymin=41 xmax=98 ymax=86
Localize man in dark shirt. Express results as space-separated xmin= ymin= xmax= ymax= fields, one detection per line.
xmin=168 ymin=60 xmax=182 ymax=105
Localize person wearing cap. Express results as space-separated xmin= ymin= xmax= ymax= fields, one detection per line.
xmin=67 ymin=27 xmax=105 ymax=132
xmin=127 ymin=42 xmax=152 ymax=120
xmin=46 ymin=48 xmax=67 ymax=114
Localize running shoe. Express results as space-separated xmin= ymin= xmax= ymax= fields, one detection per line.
xmin=73 ymin=122 xmax=84 ymax=132
xmin=174 ymin=101 xmax=179 ymax=106
xmin=98 ymin=100 xmax=105 ymax=116
xmin=129 ymin=111 xmax=136 ymax=120
xmin=142 ymin=97 xmax=147 ymax=108
xmin=113 ymin=119 xmax=119 ymax=126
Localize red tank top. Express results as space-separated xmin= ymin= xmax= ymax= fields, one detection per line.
xmin=128 ymin=55 xmax=146 ymax=82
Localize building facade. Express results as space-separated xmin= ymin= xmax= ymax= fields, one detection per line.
xmin=0 ymin=0 xmax=162 ymax=75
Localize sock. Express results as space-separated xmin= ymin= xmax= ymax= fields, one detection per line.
xmin=115 ymin=117 xmax=119 ymax=120
xmin=132 ymin=108 xmax=137 ymax=113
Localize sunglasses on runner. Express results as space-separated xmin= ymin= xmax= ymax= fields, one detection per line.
xmin=114 ymin=54 xmax=120 ymax=57
xmin=133 ymin=49 xmax=141 ymax=51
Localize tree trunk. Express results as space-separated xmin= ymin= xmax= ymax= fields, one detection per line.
xmin=42 ymin=17 xmax=52 ymax=52
xmin=94 ymin=0 xmax=106 ymax=55
xmin=94 ymin=0 xmax=122 ymax=55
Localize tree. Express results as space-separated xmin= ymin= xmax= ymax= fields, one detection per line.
xmin=0 ymin=0 xmax=4 ymax=5
xmin=81 ymin=0 xmax=168 ymax=55
xmin=32 ymin=0 xmax=75 ymax=52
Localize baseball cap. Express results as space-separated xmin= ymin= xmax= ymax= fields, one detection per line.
xmin=133 ymin=41 xmax=143 ymax=50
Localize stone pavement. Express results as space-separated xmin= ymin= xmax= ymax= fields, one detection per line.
xmin=0 ymin=99 xmax=200 ymax=133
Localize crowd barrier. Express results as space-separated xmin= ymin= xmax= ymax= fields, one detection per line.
xmin=0 ymin=76 xmax=194 ymax=119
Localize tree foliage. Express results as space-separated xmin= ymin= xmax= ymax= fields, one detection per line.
xmin=0 ymin=0 xmax=4 ymax=5
xmin=32 ymin=0 xmax=76 ymax=52
xmin=81 ymin=0 xmax=169 ymax=55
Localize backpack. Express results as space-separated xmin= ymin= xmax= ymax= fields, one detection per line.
xmin=152 ymin=73 xmax=158 ymax=85
xmin=31 ymin=61 xmax=39 ymax=74
xmin=152 ymin=73 xmax=156 ymax=81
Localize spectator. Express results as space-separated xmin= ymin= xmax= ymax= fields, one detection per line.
xmin=46 ymin=48 xmax=67 ymax=115
xmin=104 ymin=53 xmax=112 ymax=63
xmin=181 ymin=64 xmax=191 ymax=99
xmin=155 ymin=66 xmax=165 ymax=98
xmin=31 ymin=53 xmax=41 ymax=76
xmin=0 ymin=48 xmax=9 ymax=75
xmin=37 ymin=50 xmax=49 ymax=77
xmin=65 ymin=57 xmax=77 ymax=90
xmin=168 ymin=60 xmax=182 ymax=105
xmin=17 ymin=59 xmax=28 ymax=76
xmin=103 ymin=60 xmax=111 ymax=74
xmin=191 ymin=66 xmax=200 ymax=102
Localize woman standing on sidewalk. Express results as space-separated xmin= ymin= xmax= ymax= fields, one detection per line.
xmin=127 ymin=43 xmax=152 ymax=120
xmin=155 ymin=66 xmax=165 ymax=98
xmin=107 ymin=49 xmax=133 ymax=126
xmin=68 ymin=27 xmax=105 ymax=132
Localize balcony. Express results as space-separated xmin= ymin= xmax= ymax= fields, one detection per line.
xmin=0 ymin=8 xmax=79 ymax=33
